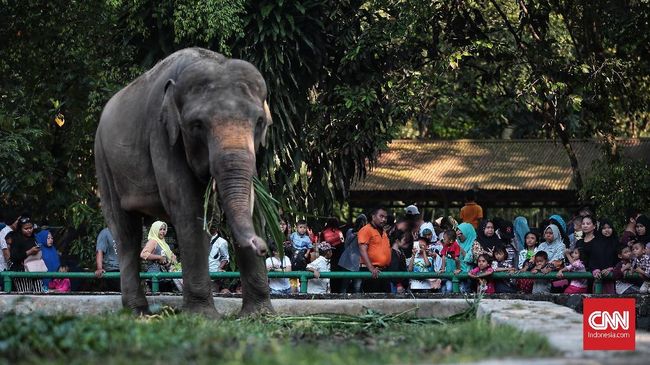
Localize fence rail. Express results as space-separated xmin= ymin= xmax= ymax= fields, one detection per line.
xmin=0 ymin=271 xmax=639 ymax=294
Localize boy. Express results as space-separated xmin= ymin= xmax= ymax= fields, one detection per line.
xmin=631 ymin=241 xmax=650 ymax=293
xmin=613 ymin=245 xmax=639 ymax=294
xmin=290 ymin=220 xmax=313 ymax=270
xmin=440 ymin=229 xmax=461 ymax=293
xmin=306 ymin=242 xmax=332 ymax=294
xmin=522 ymin=251 xmax=553 ymax=294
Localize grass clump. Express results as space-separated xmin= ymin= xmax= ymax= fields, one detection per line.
xmin=0 ymin=308 xmax=553 ymax=365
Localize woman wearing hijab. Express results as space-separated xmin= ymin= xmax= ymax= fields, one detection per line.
xmin=549 ymin=214 xmax=571 ymax=249
xmin=513 ymin=217 xmax=530 ymax=252
xmin=635 ymin=215 xmax=650 ymax=247
xmin=35 ymin=229 xmax=60 ymax=291
xmin=140 ymin=221 xmax=179 ymax=291
xmin=473 ymin=219 xmax=503 ymax=259
xmin=455 ymin=222 xmax=478 ymax=293
xmin=9 ymin=217 xmax=43 ymax=292
xmin=582 ymin=218 xmax=620 ymax=294
xmin=537 ymin=224 xmax=566 ymax=263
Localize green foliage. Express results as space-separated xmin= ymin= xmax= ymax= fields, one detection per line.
xmin=2 ymin=0 xmax=650 ymax=264
xmin=0 ymin=312 xmax=553 ymax=364
xmin=580 ymin=159 xmax=650 ymax=230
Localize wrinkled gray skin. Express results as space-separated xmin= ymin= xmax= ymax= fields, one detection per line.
xmin=95 ymin=48 xmax=273 ymax=316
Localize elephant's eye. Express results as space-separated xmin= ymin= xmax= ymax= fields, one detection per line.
xmin=256 ymin=116 xmax=264 ymax=127
xmin=189 ymin=120 xmax=202 ymax=132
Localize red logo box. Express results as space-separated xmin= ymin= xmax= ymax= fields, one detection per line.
xmin=583 ymin=298 xmax=635 ymax=351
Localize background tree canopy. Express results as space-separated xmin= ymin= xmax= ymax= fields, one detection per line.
xmin=1 ymin=0 xmax=649 ymax=266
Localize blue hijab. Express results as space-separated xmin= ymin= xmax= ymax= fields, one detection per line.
xmin=457 ymin=223 xmax=477 ymax=272
xmin=513 ymin=216 xmax=529 ymax=251
xmin=36 ymin=230 xmax=60 ymax=273
xmin=549 ymin=214 xmax=567 ymax=234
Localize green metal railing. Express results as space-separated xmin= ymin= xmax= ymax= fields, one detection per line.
xmin=0 ymin=270 xmax=638 ymax=294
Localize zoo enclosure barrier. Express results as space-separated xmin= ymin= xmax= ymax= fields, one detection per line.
xmin=0 ymin=271 xmax=641 ymax=294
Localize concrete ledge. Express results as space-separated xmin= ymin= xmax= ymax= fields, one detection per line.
xmin=0 ymin=295 xmax=471 ymax=318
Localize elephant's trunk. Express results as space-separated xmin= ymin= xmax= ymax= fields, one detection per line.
xmin=211 ymin=141 xmax=267 ymax=257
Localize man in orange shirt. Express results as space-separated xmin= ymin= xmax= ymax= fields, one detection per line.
xmin=358 ymin=207 xmax=391 ymax=293
xmin=460 ymin=189 xmax=483 ymax=229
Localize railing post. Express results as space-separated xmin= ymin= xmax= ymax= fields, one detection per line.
xmin=3 ymin=274 xmax=11 ymax=293
xmin=152 ymin=275 xmax=159 ymax=294
xmin=452 ymin=275 xmax=459 ymax=293
xmin=594 ymin=278 xmax=602 ymax=294
xmin=300 ymin=273 xmax=308 ymax=293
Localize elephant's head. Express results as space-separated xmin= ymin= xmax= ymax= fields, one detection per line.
xmin=160 ymin=56 xmax=271 ymax=256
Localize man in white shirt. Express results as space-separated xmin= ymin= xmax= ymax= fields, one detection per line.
xmin=0 ymin=215 xmax=20 ymax=271
xmin=208 ymin=227 xmax=230 ymax=293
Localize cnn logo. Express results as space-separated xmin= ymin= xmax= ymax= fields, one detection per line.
xmin=583 ymin=298 xmax=635 ymax=351
xmin=587 ymin=311 xmax=629 ymax=330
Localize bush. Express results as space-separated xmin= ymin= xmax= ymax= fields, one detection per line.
xmin=580 ymin=159 xmax=650 ymax=230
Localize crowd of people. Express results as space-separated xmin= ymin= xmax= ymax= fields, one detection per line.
xmin=1 ymin=190 xmax=649 ymax=296
xmin=267 ymin=191 xmax=650 ymax=295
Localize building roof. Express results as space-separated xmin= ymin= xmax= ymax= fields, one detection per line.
xmin=349 ymin=139 xmax=650 ymax=205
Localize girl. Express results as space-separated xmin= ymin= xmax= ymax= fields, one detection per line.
xmin=556 ymin=248 xmax=588 ymax=294
xmin=48 ymin=265 xmax=71 ymax=293
xmin=266 ymin=242 xmax=292 ymax=295
xmin=407 ymin=238 xmax=434 ymax=293
xmin=491 ymin=245 xmax=516 ymax=293
xmin=468 ymin=254 xmax=494 ymax=294
xmin=516 ymin=232 xmax=539 ymax=293
xmin=35 ymin=229 xmax=60 ymax=291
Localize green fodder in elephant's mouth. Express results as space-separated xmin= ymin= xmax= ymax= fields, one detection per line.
xmin=0 ymin=309 xmax=553 ymax=365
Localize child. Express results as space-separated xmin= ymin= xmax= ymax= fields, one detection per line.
xmin=265 ymin=242 xmax=292 ymax=295
xmin=556 ymin=248 xmax=588 ymax=294
xmin=631 ymin=241 xmax=650 ymax=293
xmin=48 ymin=265 xmax=71 ymax=293
xmin=613 ymin=245 xmax=639 ymax=294
xmin=440 ymin=229 xmax=462 ymax=293
xmin=516 ymin=232 xmax=539 ymax=293
xmin=408 ymin=237 xmax=434 ymax=292
xmin=290 ymin=220 xmax=312 ymax=271
xmin=306 ymin=242 xmax=332 ymax=294
xmin=523 ymin=251 xmax=553 ymax=294
xmin=468 ymin=254 xmax=494 ymax=294
xmin=387 ymin=230 xmax=407 ymax=294
xmin=491 ymin=245 xmax=516 ymax=293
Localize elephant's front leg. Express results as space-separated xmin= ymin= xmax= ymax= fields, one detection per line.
xmin=173 ymin=215 xmax=218 ymax=317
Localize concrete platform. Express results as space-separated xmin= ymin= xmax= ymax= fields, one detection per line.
xmin=0 ymin=294 xmax=471 ymax=318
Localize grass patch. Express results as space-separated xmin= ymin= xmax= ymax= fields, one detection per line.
xmin=0 ymin=308 xmax=553 ymax=364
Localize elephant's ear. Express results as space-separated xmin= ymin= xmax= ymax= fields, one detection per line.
xmin=259 ymin=100 xmax=272 ymax=148
xmin=161 ymin=79 xmax=181 ymax=146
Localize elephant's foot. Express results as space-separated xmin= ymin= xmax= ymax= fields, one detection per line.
xmin=239 ymin=297 xmax=274 ymax=318
xmin=133 ymin=305 xmax=152 ymax=316
xmin=184 ymin=302 xmax=220 ymax=318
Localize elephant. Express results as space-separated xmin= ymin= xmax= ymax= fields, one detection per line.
xmin=94 ymin=47 xmax=273 ymax=316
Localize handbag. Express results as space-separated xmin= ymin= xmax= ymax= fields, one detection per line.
xmin=24 ymin=252 xmax=48 ymax=272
